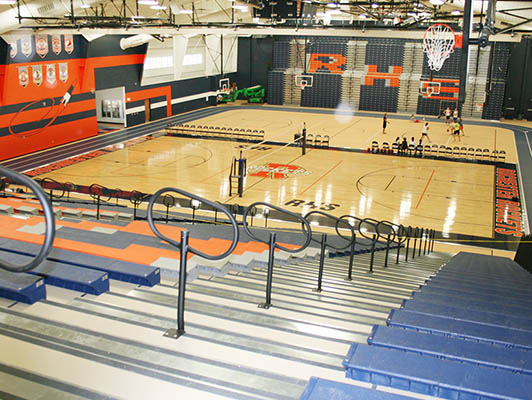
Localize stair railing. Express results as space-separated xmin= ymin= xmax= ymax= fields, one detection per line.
xmin=304 ymin=211 xmax=356 ymax=292
xmin=335 ymin=214 xmax=362 ymax=282
xmin=357 ymin=218 xmax=380 ymax=272
xmin=376 ymin=220 xmax=406 ymax=267
xmin=0 ymin=166 xmax=55 ymax=273
xmin=242 ymin=202 xmax=312 ymax=309
xmin=89 ymin=184 xmax=113 ymax=220
xmin=147 ymin=188 xmax=239 ymax=339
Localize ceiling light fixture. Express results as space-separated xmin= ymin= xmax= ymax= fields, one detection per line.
xmin=451 ymin=9 xmax=460 ymax=15
xmin=429 ymin=0 xmax=444 ymax=5
xmin=137 ymin=0 xmax=158 ymax=5
xmin=150 ymin=4 xmax=167 ymax=10
xmin=371 ymin=2 xmax=378 ymax=9
xmin=80 ymin=3 xmax=91 ymax=8
xmin=0 ymin=0 xmax=16 ymax=4
xmin=359 ymin=14 xmax=367 ymax=19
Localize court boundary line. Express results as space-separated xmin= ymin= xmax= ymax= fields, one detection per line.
xmin=415 ymin=169 xmax=435 ymax=209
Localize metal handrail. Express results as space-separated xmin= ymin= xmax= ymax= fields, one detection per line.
xmin=376 ymin=220 xmax=399 ymax=243
xmin=242 ymin=202 xmax=312 ymax=308
xmin=147 ymin=187 xmax=239 ymax=339
xmin=38 ymin=177 xmax=67 ymax=200
xmin=306 ymin=210 xmax=356 ymax=251
xmin=304 ymin=210 xmax=356 ymax=291
xmin=242 ymin=202 xmax=312 ymax=253
xmin=148 ymin=187 xmax=239 ymax=260
xmin=0 ymin=166 xmax=55 ymax=272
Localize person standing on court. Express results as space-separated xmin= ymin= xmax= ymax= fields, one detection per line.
xmin=444 ymin=107 xmax=452 ymax=124
xmin=452 ymin=121 xmax=461 ymax=142
xmin=421 ymin=121 xmax=431 ymax=143
xmin=382 ymin=113 xmax=388 ymax=134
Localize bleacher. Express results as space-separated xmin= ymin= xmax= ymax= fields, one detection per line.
xmin=342 ymin=251 xmax=532 ymax=400
xmin=1 ymin=168 xmax=530 ymax=399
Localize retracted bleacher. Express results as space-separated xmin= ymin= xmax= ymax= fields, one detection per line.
xmin=343 ymin=251 xmax=532 ymax=400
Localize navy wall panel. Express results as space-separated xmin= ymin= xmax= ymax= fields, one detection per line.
xmin=301 ymin=73 xmax=341 ymax=109
xmin=267 ymin=70 xmax=284 ymax=105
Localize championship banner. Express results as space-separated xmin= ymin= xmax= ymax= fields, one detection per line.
xmin=64 ymin=34 xmax=74 ymax=54
xmin=18 ymin=66 xmax=29 ymax=88
xmin=59 ymin=62 xmax=68 ymax=83
xmin=9 ymin=39 xmax=17 ymax=59
xmin=35 ymin=34 xmax=49 ymax=58
xmin=51 ymin=34 xmax=62 ymax=55
xmin=21 ymin=35 xmax=32 ymax=58
xmin=46 ymin=64 xmax=56 ymax=86
xmin=32 ymin=65 xmax=43 ymax=86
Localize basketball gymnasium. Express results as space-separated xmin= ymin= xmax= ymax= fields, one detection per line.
xmin=0 ymin=1 xmax=532 ymax=399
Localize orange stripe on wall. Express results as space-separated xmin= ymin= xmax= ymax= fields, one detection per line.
xmin=126 ymin=86 xmax=172 ymax=117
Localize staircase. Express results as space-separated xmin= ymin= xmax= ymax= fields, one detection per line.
xmin=0 ymin=226 xmax=450 ymax=399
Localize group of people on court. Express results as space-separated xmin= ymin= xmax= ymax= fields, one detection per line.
xmin=381 ymin=107 xmax=464 ymax=144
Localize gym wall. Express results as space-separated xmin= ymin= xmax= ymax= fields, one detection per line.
xmin=267 ymin=35 xmax=506 ymax=120
xmin=0 ymin=34 xmax=228 ymax=162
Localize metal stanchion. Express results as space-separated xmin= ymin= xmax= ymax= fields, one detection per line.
xmin=96 ymin=194 xmax=101 ymax=220
xmin=313 ymin=234 xmax=327 ymax=292
xmin=369 ymin=234 xmax=376 ymax=273
xmin=418 ymin=227 xmax=423 ymax=257
xmin=431 ymin=230 xmax=435 ymax=252
xmin=345 ymin=233 xmax=356 ymax=281
xmin=384 ymin=233 xmax=391 ymax=267
xmin=259 ymin=232 xmax=276 ymax=309
xmin=412 ymin=227 xmax=417 ymax=259
xmin=423 ymin=229 xmax=428 ymax=255
xmin=164 ymin=230 xmax=189 ymax=339
xmin=405 ymin=226 xmax=411 ymax=262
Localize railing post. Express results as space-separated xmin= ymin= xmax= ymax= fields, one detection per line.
xmin=384 ymin=233 xmax=391 ymax=268
xmin=259 ymin=232 xmax=276 ymax=309
xmin=431 ymin=230 xmax=435 ymax=252
xmin=396 ymin=237 xmax=401 ymax=264
xmin=418 ymin=228 xmax=423 ymax=256
xmin=369 ymin=234 xmax=376 ymax=273
xmin=96 ymin=194 xmax=101 ymax=220
xmin=412 ymin=227 xmax=417 ymax=259
xmin=423 ymin=228 xmax=428 ymax=255
xmin=344 ymin=233 xmax=356 ymax=281
xmin=313 ymin=234 xmax=327 ymax=293
xmin=164 ymin=230 xmax=189 ymax=339
xmin=405 ymin=226 xmax=410 ymax=262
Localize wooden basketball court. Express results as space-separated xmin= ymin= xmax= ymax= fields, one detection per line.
xmin=33 ymin=105 xmax=519 ymax=239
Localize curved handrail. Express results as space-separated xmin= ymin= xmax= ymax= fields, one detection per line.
xmin=0 ymin=166 xmax=55 ymax=272
xmin=242 ymin=202 xmax=312 ymax=253
xmin=305 ymin=210 xmax=355 ymax=251
xmin=147 ymin=187 xmax=239 ymax=260
xmin=376 ymin=220 xmax=399 ymax=243
xmin=89 ymin=183 xmax=113 ymax=203
xmin=357 ymin=217 xmax=379 ymax=241
xmin=335 ymin=214 xmax=362 ymax=240
xmin=38 ymin=177 xmax=67 ymax=200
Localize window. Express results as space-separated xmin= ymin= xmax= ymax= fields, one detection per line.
xmin=183 ymin=53 xmax=203 ymax=66
xmin=144 ymin=55 xmax=173 ymax=70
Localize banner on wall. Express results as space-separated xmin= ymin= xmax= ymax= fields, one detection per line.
xmin=9 ymin=39 xmax=17 ymax=58
xmin=21 ymin=36 xmax=32 ymax=58
xmin=59 ymin=62 xmax=68 ymax=82
xmin=35 ymin=34 xmax=49 ymax=58
xmin=18 ymin=66 xmax=29 ymax=88
xmin=32 ymin=65 xmax=43 ymax=86
xmin=46 ymin=64 xmax=56 ymax=86
xmin=51 ymin=34 xmax=62 ymax=55
xmin=64 ymin=34 xmax=74 ymax=54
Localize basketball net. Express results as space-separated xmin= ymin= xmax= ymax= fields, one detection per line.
xmin=423 ymin=23 xmax=456 ymax=72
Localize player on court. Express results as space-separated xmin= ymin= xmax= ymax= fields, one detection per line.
xmin=452 ymin=121 xmax=461 ymax=142
xmin=421 ymin=121 xmax=431 ymax=143
xmin=444 ymin=107 xmax=452 ymax=124
xmin=382 ymin=113 xmax=388 ymax=134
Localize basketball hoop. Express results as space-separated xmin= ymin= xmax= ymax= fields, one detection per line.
xmin=423 ymin=23 xmax=456 ymax=72
xmin=300 ymin=81 xmax=307 ymax=90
